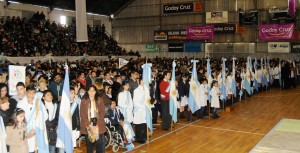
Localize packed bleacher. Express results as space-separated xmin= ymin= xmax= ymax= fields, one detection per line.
xmin=0 ymin=12 xmax=140 ymax=57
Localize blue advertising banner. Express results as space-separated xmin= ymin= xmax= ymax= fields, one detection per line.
xmin=184 ymin=42 xmax=203 ymax=52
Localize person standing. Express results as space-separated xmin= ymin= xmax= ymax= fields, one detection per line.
xmin=5 ymin=108 xmax=35 ymax=153
xmin=8 ymin=82 xmax=27 ymax=118
xmin=178 ymin=74 xmax=189 ymax=119
xmin=80 ymin=85 xmax=106 ymax=153
xmin=48 ymin=73 xmax=63 ymax=103
xmin=17 ymin=85 xmax=38 ymax=153
xmin=133 ymin=80 xmax=147 ymax=143
xmin=159 ymin=71 xmax=172 ymax=130
xmin=118 ymin=81 xmax=134 ymax=124
xmin=128 ymin=70 xmax=139 ymax=97
xmin=211 ymin=80 xmax=220 ymax=119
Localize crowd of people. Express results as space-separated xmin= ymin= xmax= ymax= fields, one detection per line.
xmin=0 ymin=13 xmax=140 ymax=57
xmin=0 ymin=56 xmax=299 ymax=153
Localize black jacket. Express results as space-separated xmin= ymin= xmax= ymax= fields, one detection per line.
xmin=8 ymin=97 xmax=17 ymax=117
xmin=108 ymin=108 xmax=124 ymax=125
xmin=0 ymin=109 xmax=10 ymax=127
xmin=44 ymin=102 xmax=60 ymax=146
xmin=178 ymin=81 xmax=190 ymax=101
xmin=71 ymin=102 xmax=80 ymax=131
xmin=150 ymin=79 xmax=160 ymax=104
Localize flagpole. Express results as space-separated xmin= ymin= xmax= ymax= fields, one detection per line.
xmin=231 ymin=94 xmax=234 ymax=108
xmin=171 ymin=119 xmax=173 ymax=131
xmin=147 ymin=127 xmax=150 ymax=145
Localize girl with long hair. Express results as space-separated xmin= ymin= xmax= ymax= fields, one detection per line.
xmin=80 ymin=85 xmax=106 ymax=153
xmin=5 ymin=108 xmax=35 ymax=153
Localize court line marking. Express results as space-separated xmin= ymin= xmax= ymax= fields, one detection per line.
xmin=253 ymin=93 xmax=300 ymax=98
xmin=124 ymin=119 xmax=203 ymax=153
xmin=124 ymin=90 xmax=297 ymax=152
xmin=176 ymin=123 xmax=265 ymax=136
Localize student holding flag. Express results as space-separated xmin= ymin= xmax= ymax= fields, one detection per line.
xmin=17 ymin=85 xmax=38 ymax=153
xmin=133 ymin=79 xmax=148 ymax=143
xmin=178 ymin=74 xmax=189 ymax=119
xmin=159 ymin=71 xmax=172 ymax=130
xmin=69 ymin=87 xmax=81 ymax=148
xmin=42 ymin=90 xmax=61 ymax=153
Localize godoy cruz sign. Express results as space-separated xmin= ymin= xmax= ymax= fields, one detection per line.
xmin=163 ymin=2 xmax=202 ymax=14
xmin=259 ymin=23 xmax=294 ymax=40
xmin=186 ymin=25 xmax=214 ymax=40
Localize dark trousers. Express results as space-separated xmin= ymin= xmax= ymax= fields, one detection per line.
xmin=197 ymin=106 xmax=207 ymax=118
xmin=290 ymin=77 xmax=296 ymax=88
xmin=273 ymin=79 xmax=280 ymax=88
xmin=212 ymin=108 xmax=218 ymax=117
xmin=114 ymin=124 xmax=125 ymax=140
xmin=134 ymin=123 xmax=147 ymax=143
xmin=161 ymin=100 xmax=171 ymax=130
xmin=152 ymin=103 xmax=159 ymax=124
xmin=85 ymin=134 xmax=106 ymax=153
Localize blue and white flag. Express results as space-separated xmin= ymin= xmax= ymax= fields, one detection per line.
xmin=267 ymin=58 xmax=273 ymax=85
xmin=56 ymin=66 xmax=73 ymax=152
xmin=220 ymin=58 xmax=227 ymax=100
xmin=232 ymin=57 xmax=237 ymax=97
xmin=244 ymin=57 xmax=252 ymax=95
xmin=188 ymin=60 xmax=201 ymax=113
xmin=261 ymin=58 xmax=266 ymax=87
xmin=35 ymin=96 xmax=50 ymax=153
xmin=169 ymin=61 xmax=178 ymax=123
xmin=279 ymin=60 xmax=282 ymax=87
xmin=0 ymin=116 xmax=7 ymax=153
xmin=254 ymin=58 xmax=259 ymax=92
xmin=142 ymin=63 xmax=153 ymax=135
xmin=206 ymin=58 xmax=212 ymax=102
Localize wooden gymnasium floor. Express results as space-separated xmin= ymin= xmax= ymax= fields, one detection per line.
xmin=75 ymin=87 xmax=300 ymax=153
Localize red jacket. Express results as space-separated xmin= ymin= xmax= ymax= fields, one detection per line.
xmin=159 ymin=80 xmax=170 ymax=101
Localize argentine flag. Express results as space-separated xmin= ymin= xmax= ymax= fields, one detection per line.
xmin=232 ymin=57 xmax=237 ymax=97
xmin=56 ymin=65 xmax=73 ymax=153
xmin=142 ymin=63 xmax=153 ymax=135
xmin=35 ymin=95 xmax=50 ymax=153
xmin=244 ymin=57 xmax=252 ymax=95
xmin=169 ymin=61 xmax=178 ymax=123
xmin=206 ymin=58 xmax=213 ymax=102
xmin=188 ymin=60 xmax=201 ymax=113
xmin=254 ymin=58 xmax=259 ymax=92
xmin=220 ymin=58 xmax=227 ymax=100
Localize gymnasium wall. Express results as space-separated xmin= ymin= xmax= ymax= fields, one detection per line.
xmin=0 ymin=1 xmax=112 ymax=35
xmin=113 ymin=0 xmax=300 ymax=58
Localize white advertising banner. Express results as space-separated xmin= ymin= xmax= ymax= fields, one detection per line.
xmin=268 ymin=42 xmax=290 ymax=53
xmin=8 ymin=65 xmax=26 ymax=96
xmin=206 ymin=11 xmax=228 ymax=23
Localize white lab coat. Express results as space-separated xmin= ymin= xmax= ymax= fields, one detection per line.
xmin=199 ymin=84 xmax=208 ymax=107
xmin=211 ymin=86 xmax=220 ymax=108
xmin=118 ymin=90 xmax=134 ymax=123
xmin=133 ymin=86 xmax=146 ymax=124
